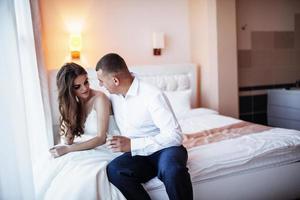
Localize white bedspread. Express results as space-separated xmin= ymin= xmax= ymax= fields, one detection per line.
xmin=37 ymin=108 xmax=300 ymax=198
xmin=144 ymin=109 xmax=300 ymax=190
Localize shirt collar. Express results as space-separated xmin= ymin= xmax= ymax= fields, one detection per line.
xmin=125 ymin=77 xmax=139 ymax=98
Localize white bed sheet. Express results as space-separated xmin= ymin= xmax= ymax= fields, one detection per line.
xmin=38 ymin=108 xmax=300 ymax=198
xmin=143 ymin=109 xmax=300 ymax=191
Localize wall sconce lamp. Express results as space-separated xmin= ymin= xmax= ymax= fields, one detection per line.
xmin=69 ymin=33 xmax=82 ymax=59
xmin=153 ymin=32 xmax=165 ymax=56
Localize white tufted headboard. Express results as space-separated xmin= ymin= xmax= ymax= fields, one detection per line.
xmin=48 ymin=63 xmax=198 ymax=136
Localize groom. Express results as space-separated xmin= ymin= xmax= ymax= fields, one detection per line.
xmin=96 ymin=53 xmax=193 ymax=200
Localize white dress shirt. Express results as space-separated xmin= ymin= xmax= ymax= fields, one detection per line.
xmin=110 ymin=77 xmax=183 ymax=156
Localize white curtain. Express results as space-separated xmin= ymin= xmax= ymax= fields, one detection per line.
xmin=0 ymin=0 xmax=51 ymax=199
xmin=30 ymin=0 xmax=54 ymax=147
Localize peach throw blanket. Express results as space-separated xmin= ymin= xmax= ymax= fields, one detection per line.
xmin=183 ymin=121 xmax=271 ymax=149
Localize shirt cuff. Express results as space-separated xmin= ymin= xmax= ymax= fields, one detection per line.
xmin=130 ymin=138 xmax=147 ymax=156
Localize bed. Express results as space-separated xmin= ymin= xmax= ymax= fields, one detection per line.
xmin=46 ymin=64 xmax=300 ymax=200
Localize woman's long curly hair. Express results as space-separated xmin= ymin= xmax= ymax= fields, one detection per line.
xmin=56 ymin=62 xmax=88 ymax=137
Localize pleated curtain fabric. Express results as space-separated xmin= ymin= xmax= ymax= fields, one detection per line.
xmin=0 ymin=0 xmax=52 ymax=199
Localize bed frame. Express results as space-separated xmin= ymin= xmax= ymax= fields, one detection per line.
xmin=149 ymin=161 xmax=300 ymax=200
xmin=48 ymin=64 xmax=300 ymax=200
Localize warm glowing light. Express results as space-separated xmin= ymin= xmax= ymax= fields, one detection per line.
xmin=69 ymin=33 xmax=82 ymax=59
xmin=67 ymin=21 xmax=83 ymax=34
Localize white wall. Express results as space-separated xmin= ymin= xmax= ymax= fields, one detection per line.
xmin=217 ymin=0 xmax=239 ymax=117
xmin=190 ymin=0 xmax=239 ymax=117
xmin=189 ymin=0 xmax=219 ymax=111
xmin=40 ymin=0 xmax=240 ymax=116
xmin=40 ymin=0 xmax=190 ymax=69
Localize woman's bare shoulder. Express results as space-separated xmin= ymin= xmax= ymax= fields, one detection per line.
xmin=93 ymin=90 xmax=109 ymax=100
xmin=92 ymin=90 xmax=110 ymax=107
xmin=93 ymin=90 xmax=105 ymax=97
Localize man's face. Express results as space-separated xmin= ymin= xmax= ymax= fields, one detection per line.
xmin=96 ymin=69 xmax=119 ymax=94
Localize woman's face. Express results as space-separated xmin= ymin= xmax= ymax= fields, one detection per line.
xmin=72 ymin=74 xmax=90 ymax=100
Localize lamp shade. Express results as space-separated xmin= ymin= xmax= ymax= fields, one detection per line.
xmin=152 ymin=32 xmax=165 ymax=49
xmin=69 ymin=33 xmax=82 ymax=59
xmin=69 ymin=33 xmax=82 ymax=52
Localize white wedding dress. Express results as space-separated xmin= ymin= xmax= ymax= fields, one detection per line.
xmin=36 ymin=109 xmax=126 ymax=200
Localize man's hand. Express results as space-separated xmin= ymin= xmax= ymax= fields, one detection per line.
xmin=106 ymin=136 xmax=131 ymax=152
xmin=49 ymin=145 xmax=70 ymax=158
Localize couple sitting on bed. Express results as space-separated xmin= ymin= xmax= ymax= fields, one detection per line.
xmin=49 ymin=53 xmax=193 ymax=200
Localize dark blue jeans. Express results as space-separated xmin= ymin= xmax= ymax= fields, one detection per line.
xmin=107 ymin=145 xmax=193 ymax=200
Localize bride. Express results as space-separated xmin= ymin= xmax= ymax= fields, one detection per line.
xmin=39 ymin=62 xmax=126 ymax=200
xmin=50 ymin=62 xmax=110 ymax=156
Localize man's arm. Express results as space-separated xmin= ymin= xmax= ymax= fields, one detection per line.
xmin=130 ymin=92 xmax=182 ymax=156
xmin=106 ymin=92 xmax=182 ymax=155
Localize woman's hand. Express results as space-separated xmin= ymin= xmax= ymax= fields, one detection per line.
xmin=49 ymin=145 xmax=71 ymax=158
xmin=62 ymin=132 xmax=74 ymax=145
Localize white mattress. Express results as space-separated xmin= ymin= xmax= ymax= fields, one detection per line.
xmin=39 ymin=107 xmax=300 ymax=198
xmin=143 ymin=108 xmax=300 ymax=191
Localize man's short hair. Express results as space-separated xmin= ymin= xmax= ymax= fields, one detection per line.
xmin=96 ymin=53 xmax=128 ymax=74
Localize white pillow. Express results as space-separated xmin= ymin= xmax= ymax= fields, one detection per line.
xmin=164 ymin=89 xmax=192 ymax=117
